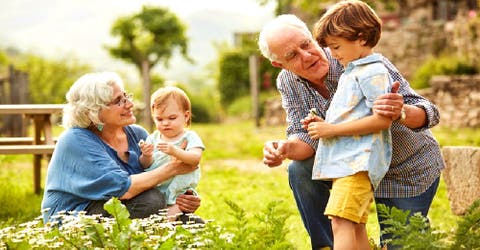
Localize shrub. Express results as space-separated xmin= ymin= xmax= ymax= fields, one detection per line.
xmin=410 ymin=56 xmax=478 ymax=89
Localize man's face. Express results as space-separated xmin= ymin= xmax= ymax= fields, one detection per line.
xmin=268 ymin=25 xmax=329 ymax=84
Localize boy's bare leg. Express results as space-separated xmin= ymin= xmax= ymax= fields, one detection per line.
xmin=331 ymin=216 xmax=356 ymax=250
xmin=355 ymin=223 xmax=370 ymax=250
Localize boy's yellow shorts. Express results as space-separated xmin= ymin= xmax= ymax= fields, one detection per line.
xmin=325 ymin=171 xmax=373 ymax=224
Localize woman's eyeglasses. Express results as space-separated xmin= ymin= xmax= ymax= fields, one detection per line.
xmin=108 ymin=92 xmax=133 ymax=107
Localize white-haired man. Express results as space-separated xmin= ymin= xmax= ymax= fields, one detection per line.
xmin=259 ymin=14 xmax=444 ymax=249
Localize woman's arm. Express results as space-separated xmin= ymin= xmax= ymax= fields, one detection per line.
xmin=121 ymin=158 xmax=197 ymax=200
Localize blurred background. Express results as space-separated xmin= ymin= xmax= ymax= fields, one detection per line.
xmin=1 ymin=0 xmax=479 ymax=131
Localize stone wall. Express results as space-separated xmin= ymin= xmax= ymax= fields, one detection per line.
xmin=442 ymin=146 xmax=480 ymax=215
xmin=418 ymin=75 xmax=480 ymax=128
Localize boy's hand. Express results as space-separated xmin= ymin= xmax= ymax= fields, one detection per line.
xmin=301 ymin=113 xmax=324 ymax=130
xmin=307 ymin=121 xmax=335 ymax=139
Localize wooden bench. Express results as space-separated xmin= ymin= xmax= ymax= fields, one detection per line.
xmin=0 ymin=145 xmax=56 ymax=154
xmin=0 ymin=137 xmax=58 ymax=145
xmin=0 ymin=104 xmax=64 ymax=194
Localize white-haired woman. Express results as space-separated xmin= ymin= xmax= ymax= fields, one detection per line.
xmin=41 ymin=72 xmax=200 ymax=223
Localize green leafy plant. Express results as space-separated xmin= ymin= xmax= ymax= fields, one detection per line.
xmin=377 ymin=203 xmax=449 ymax=249
xmin=451 ymin=199 xmax=480 ymax=249
xmin=410 ymin=56 xmax=478 ymax=89
xmin=377 ymin=199 xmax=480 ymax=250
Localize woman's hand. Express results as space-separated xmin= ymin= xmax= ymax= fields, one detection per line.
xmin=176 ymin=190 xmax=201 ymax=213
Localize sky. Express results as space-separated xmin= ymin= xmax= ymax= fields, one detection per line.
xmin=0 ymin=0 xmax=275 ymax=84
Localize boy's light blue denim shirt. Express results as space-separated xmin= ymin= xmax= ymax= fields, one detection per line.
xmin=312 ymin=53 xmax=392 ymax=189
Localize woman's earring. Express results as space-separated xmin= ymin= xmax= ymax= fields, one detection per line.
xmin=97 ymin=124 xmax=104 ymax=132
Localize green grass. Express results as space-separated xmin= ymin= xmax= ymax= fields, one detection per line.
xmin=0 ymin=122 xmax=477 ymax=249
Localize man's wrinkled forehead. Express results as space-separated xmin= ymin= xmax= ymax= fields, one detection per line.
xmin=269 ymin=25 xmax=312 ymax=57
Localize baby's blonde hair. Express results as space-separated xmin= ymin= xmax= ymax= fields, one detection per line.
xmin=150 ymin=86 xmax=192 ymax=126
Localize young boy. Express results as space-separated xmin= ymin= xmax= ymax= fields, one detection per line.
xmin=303 ymin=1 xmax=393 ymax=248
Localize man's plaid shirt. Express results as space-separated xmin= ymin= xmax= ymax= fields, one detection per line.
xmin=277 ymin=47 xmax=445 ymax=198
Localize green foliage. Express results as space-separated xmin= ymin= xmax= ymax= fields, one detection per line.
xmin=174 ymin=83 xmax=221 ymax=123
xmin=218 ymin=200 xmax=294 ymax=249
xmin=410 ymin=56 xmax=478 ymax=89
xmin=377 ymin=200 xmax=480 ymax=249
xmin=451 ymin=199 xmax=480 ymax=249
xmin=218 ymin=50 xmax=250 ymax=106
xmin=107 ymin=6 xmax=190 ymax=70
xmin=16 ymin=54 xmax=90 ymax=104
xmin=217 ymin=48 xmax=280 ymax=109
xmin=377 ymin=204 xmax=449 ymax=249
xmin=226 ymin=90 xmax=280 ymax=119
xmin=431 ymin=127 xmax=480 ymax=147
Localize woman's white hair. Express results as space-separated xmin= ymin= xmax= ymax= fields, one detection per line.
xmin=258 ymin=14 xmax=313 ymax=62
xmin=62 ymin=72 xmax=124 ymax=129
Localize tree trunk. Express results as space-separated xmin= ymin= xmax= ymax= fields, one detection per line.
xmin=141 ymin=60 xmax=152 ymax=130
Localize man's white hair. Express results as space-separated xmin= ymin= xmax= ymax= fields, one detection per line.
xmin=258 ymin=14 xmax=313 ymax=62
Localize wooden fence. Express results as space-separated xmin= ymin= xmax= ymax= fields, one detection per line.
xmin=0 ymin=65 xmax=29 ymax=136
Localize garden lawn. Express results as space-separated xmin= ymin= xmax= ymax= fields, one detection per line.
xmin=0 ymin=121 xmax=471 ymax=249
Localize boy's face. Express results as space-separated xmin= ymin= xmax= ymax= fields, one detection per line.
xmin=324 ymin=36 xmax=370 ymax=67
xmin=152 ymin=98 xmax=189 ymax=139
xmin=268 ymin=25 xmax=329 ymax=85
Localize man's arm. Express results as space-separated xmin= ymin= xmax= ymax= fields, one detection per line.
xmin=379 ymin=57 xmax=440 ymax=130
xmin=263 ymin=137 xmax=315 ymax=167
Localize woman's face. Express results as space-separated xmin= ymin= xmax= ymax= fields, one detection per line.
xmin=99 ymin=83 xmax=136 ymax=128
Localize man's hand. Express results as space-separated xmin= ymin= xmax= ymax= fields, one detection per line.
xmin=263 ymin=140 xmax=287 ymax=167
xmin=373 ymin=81 xmax=404 ymax=120
xmin=176 ymin=190 xmax=201 ymax=213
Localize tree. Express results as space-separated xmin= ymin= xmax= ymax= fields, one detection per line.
xmin=106 ymin=6 xmax=191 ymax=129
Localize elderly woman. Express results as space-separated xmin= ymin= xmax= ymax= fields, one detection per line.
xmin=41 ymin=72 xmax=200 ymax=223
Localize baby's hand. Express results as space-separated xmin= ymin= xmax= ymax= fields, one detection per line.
xmin=139 ymin=140 xmax=154 ymax=157
xmin=156 ymin=142 xmax=176 ymax=155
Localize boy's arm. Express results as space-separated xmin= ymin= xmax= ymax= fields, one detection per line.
xmin=307 ymin=113 xmax=392 ymax=139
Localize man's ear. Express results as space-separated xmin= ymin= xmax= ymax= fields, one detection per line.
xmin=271 ymin=61 xmax=283 ymax=68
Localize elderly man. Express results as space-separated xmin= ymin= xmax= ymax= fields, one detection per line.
xmin=258 ymin=14 xmax=444 ymax=249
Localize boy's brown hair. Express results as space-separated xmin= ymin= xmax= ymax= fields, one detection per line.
xmin=150 ymin=86 xmax=192 ymax=126
xmin=313 ymin=0 xmax=382 ymax=48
